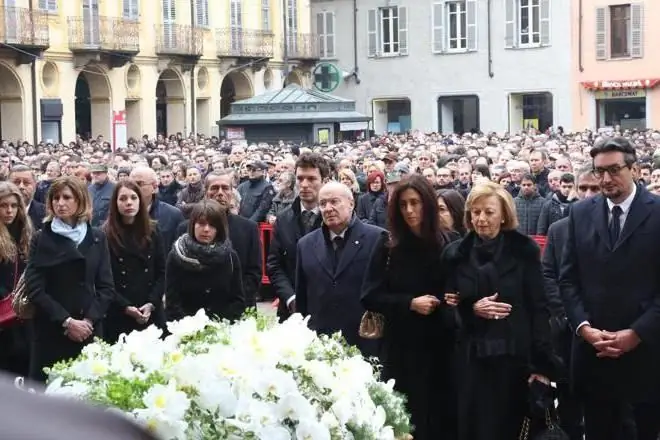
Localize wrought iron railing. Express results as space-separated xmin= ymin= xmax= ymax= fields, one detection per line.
xmin=284 ymin=32 xmax=320 ymax=60
xmin=155 ymin=24 xmax=203 ymax=56
xmin=0 ymin=6 xmax=49 ymax=47
xmin=216 ymin=28 xmax=274 ymax=58
xmin=67 ymin=16 xmax=139 ymax=52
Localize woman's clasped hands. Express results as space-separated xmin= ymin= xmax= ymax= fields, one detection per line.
xmin=472 ymin=293 xmax=512 ymax=320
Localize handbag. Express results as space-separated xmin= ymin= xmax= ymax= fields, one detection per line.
xmin=0 ymin=259 xmax=20 ymax=325
xmin=519 ymin=409 xmax=569 ymax=440
xmin=359 ymin=245 xmax=390 ymax=340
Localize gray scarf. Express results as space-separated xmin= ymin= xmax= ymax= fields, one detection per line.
xmin=172 ymin=233 xmax=233 ymax=271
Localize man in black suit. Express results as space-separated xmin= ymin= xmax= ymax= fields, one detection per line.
xmin=0 ymin=375 xmax=156 ymax=439
xmin=296 ymin=182 xmax=384 ymax=357
xmin=9 ymin=165 xmax=46 ymax=230
xmin=267 ymin=153 xmax=329 ymax=321
xmin=177 ymin=170 xmax=261 ymax=307
xmin=542 ymin=166 xmax=600 ymax=440
xmin=559 ymin=137 xmax=660 ymax=440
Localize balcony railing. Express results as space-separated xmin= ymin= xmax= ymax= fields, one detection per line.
xmin=216 ymin=28 xmax=274 ymax=58
xmin=0 ymin=6 xmax=49 ymax=47
xmin=67 ymin=16 xmax=139 ymax=53
xmin=284 ymin=32 xmax=320 ymax=60
xmin=155 ymin=24 xmax=203 ymax=57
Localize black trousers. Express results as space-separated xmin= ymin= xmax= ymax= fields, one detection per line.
xmin=583 ymin=396 xmax=659 ymax=440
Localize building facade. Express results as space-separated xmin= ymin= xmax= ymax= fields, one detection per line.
xmin=311 ymin=0 xmax=573 ymax=134
xmin=0 ymin=0 xmax=318 ymax=145
xmin=573 ymin=0 xmax=656 ymax=130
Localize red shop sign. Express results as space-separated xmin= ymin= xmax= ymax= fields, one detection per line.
xmin=581 ymin=79 xmax=660 ymax=90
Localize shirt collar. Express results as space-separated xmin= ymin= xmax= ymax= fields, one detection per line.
xmin=606 ymin=182 xmax=637 ymax=214
xmin=300 ymin=201 xmax=320 ymax=215
xmin=329 ymin=229 xmax=348 ymax=241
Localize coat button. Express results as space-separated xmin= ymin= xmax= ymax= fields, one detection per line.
xmin=121 ymin=284 xmax=127 ymax=289
xmin=144 ymin=268 xmax=149 ymax=273
xmin=205 ymin=288 xmax=211 ymax=293
xmin=148 ymin=255 xmax=151 ymax=259
xmin=118 ymin=258 xmax=123 ymax=262
xmin=121 ymin=271 xmax=126 ymax=275
xmin=332 ymin=281 xmax=337 ymax=287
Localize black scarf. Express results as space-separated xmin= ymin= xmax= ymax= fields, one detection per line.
xmin=172 ymin=233 xmax=233 ymax=271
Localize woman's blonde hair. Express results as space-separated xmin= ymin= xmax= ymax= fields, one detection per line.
xmin=465 ymin=181 xmax=519 ymax=232
xmin=0 ymin=182 xmax=33 ymax=262
xmin=338 ymin=168 xmax=359 ymax=193
xmin=45 ymin=176 xmax=93 ymax=224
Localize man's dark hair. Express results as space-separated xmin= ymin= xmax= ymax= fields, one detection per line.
xmin=590 ymin=136 xmax=637 ymax=166
xmin=295 ymin=152 xmax=330 ymax=180
xmin=560 ymin=173 xmax=575 ymax=184
xmin=639 ymin=163 xmax=652 ymax=172
xmin=530 ymin=148 xmax=549 ymax=161
xmin=521 ymin=173 xmax=537 ymax=184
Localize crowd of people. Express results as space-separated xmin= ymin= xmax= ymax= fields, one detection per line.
xmin=0 ymin=128 xmax=658 ymax=440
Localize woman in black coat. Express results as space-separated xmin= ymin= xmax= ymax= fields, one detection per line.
xmin=356 ymin=170 xmax=385 ymax=221
xmin=165 ymin=199 xmax=245 ymax=321
xmin=362 ymin=175 xmax=457 ymax=440
xmin=0 ymin=182 xmax=34 ymax=377
xmin=441 ymin=181 xmax=554 ymax=440
xmin=25 ymin=176 xmax=115 ymax=382
xmin=102 ymin=180 xmax=166 ymax=343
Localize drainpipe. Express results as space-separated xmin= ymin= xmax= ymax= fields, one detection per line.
xmin=487 ymin=0 xmax=494 ymax=78
xmin=29 ymin=0 xmax=39 ymax=145
xmin=189 ymin=0 xmax=196 ymax=137
xmin=578 ymin=0 xmax=584 ymax=72
xmin=282 ymin=0 xmax=289 ymax=84
xmin=351 ymin=0 xmax=360 ymax=83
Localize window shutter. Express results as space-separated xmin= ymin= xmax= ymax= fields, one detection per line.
xmin=317 ymin=12 xmax=326 ymax=58
xmin=504 ymin=0 xmax=516 ymax=48
xmin=196 ymin=0 xmax=209 ymax=26
xmin=595 ymin=7 xmax=606 ymax=60
xmin=630 ymin=3 xmax=643 ymax=58
xmin=432 ymin=1 xmax=444 ymax=53
xmin=367 ymin=8 xmax=378 ymax=57
xmin=39 ymin=0 xmax=46 ymax=8
xmin=539 ymin=0 xmax=550 ymax=46
xmin=123 ymin=0 xmax=138 ymax=19
xmin=41 ymin=0 xmax=57 ymax=11
xmin=398 ymin=6 xmax=408 ymax=55
xmin=466 ymin=0 xmax=477 ymax=51
xmin=326 ymin=12 xmax=335 ymax=58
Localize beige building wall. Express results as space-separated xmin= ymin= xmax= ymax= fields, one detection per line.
xmin=0 ymin=0 xmax=317 ymax=145
xmin=573 ymin=0 xmax=660 ymax=130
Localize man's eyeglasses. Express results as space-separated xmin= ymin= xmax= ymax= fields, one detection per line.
xmin=593 ymin=164 xmax=629 ymax=178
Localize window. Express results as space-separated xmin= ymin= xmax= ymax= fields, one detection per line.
xmin=195 ymin=0 xmax=209 ymax=27
xmin=286 ymin=0 xmax=298 ymax=52
xmin=39 ymin=0 xmax=57 ymax=13
xmin=432 ymin=0 xmax=477 ymax=54
xmin=367 ymin=6 xmax=408 ymax=57
xmin=317 ymin=11 xmax=335 ymax=58
xmin=504 ymin=0 xmax=550 ymax=49
xmin=596 ymin=3 xmax=643 ymax=60
xmin=262 ymin=0 xmax=270 ymax=31
xmin=447 ymin=1 xmax=467 ymax=50
xmin=610 ymin=5 xmax=630 ymax=58
xmin=123 ymin=0 xmax=139 ymax=20
xmin=230 ymin=0 xmax=243 ymax=52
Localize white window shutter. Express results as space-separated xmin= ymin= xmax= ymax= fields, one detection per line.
xmin=196 ymin=0 xmax=208 ymax=26
xmin=39 ymin=0 xmax=46 ymax=8
xmin=466 ymin=0 xmax=477 ymax=51
xmin=505 ymin=0 xmax=516 ymax=48
xmin=367 ymin=9 xmax=378 ymax=57
xmin=326 ymin=12 xmax=335 ymax=58
xmin=595 ymin=7 xmax=607 ymax=60
xmin=41 ymin=0 xmax=57 ymax=11
xmin=398 ymin=6 xmax=408 ymax=55
xmin=431 ymin=1 xmax=444 ymax=53
xmin=631 ymin=3 xmax=643 ymax=58
xmin=539 ymin=0 xmax=550 ymax=46
xmin=316 ymin=13 xmax=325 ymax=58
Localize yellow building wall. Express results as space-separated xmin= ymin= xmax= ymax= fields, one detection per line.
xmin=0 ymin=0 xmax=316 ymax=144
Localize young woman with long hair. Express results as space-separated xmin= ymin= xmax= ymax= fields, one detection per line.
xmin=102 ymin=180 xmax=166 ymax=342
xmin=361 ymin=174 xmax=458 ymax=440
xmin=0 ymin=182 xmax=33 ymax=376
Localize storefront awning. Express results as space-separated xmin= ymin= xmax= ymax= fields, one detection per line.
xmin=581 ymin=78 xmax=660 ymax=90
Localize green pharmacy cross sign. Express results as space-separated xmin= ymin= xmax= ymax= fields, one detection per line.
xmin=313 ymin=63 xmax=341 ymax=93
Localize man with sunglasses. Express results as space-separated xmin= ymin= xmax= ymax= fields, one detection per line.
xmin=560 ymin=137 xmax=660 ymax=440
xmin=541 ymin=166 xmax=600 ymax=440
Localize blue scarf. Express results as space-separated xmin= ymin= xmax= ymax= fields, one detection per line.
xmin=51 ymin=217 xmax=88 ymax=246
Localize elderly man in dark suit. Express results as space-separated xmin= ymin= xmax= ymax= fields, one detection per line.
xmin=267 ymin=153 xmax=329 ymax=321
xmin=559 ymin=137 xmax=660 ymax=440
xmin=542 ymin=166 xmax=600 ymax=440
xmin=0 ymin=375 xmax=156 ymax=439
xmin=9 ymin=164 xmax=46 ymax=230
xmin=296 ymin=181 xmax=384 ymax=357
xmin=177 ymin=170 xmax=261 ymax=307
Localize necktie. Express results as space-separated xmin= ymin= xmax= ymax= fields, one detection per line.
xmin=301 ymin=211 xmax=314 ymax=234
xmin=609 ymin=205 xmax=623 ymax=247
xmin=332 ymin=236 xmax=345 ymax=270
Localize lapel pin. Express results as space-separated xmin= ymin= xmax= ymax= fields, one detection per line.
xmin=355 ymin=240 xmax=359 ymax=245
